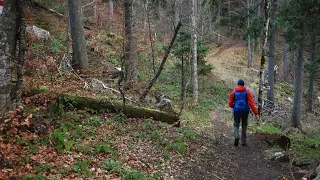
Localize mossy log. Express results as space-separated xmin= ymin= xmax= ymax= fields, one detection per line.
xmin=60 ymin=94 xmax=179 ymax=124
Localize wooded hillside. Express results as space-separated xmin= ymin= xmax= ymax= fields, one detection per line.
xmin=0 ymin=0 xmax=319 ymax=179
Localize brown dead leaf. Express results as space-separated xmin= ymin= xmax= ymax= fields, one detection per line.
xmin=0 ymin=171 xmax=6 ymax=180
xmin=25 ymin=164 xmax=32 ymax=170
xmin=21 ymin=114 xmax=32 ymax=126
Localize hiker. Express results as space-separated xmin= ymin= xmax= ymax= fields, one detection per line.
xmin=228 ymin=79 xmax=258 ymax=146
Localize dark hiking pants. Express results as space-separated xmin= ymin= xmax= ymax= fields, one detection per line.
xmin=233 ymin=111 xmax=249 ymax=144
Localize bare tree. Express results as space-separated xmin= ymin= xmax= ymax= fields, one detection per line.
xmin=124 ymin=0 xmax=137 ymax=83
xmin=282 ymin=33 xmax=289 ymax=82
xmin=306 ymin=33 xmax=316 ymax=113
xmin=0 ymin=0 xmax=18 ymax=114
xmin=15 ymin=0 xmax=26 ymax=106
xmin=68 ymin=0 xmax=89 ymax=69
xmin=191 ymin=0 xmax=198 ymax=104
xmin=267 ymin=0 xmax=276 ymax=102
xmin=247 ymin=0 xmax=253 ymax=68
xmin=109 ymin=0 xmax=114 ymax=17
xmin=291 ymin=35 xmax=305 ymax=129
xmin=144 ymin=0 xmax=156 ymax=74
xmin=140 ymin=22 xmax=182 ymax=101
xmin=257 ymin=0 xmax=270 ymax=121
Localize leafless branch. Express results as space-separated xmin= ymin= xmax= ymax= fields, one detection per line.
xmin=91 ymin=78 xmax=140 ymax=104
xmin=289 ymin=158 xmax=296 ymax=180
xmin=82 ymin=0 xmax=96 ymax=9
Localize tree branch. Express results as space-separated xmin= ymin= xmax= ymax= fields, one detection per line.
xmin=139 ymin=21 xmax=182 ymax=101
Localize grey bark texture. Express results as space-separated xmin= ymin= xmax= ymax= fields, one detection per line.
xmin=307 ymin=34 xmax=316 ymax=113
xmin=258 ymin=0 xmax=270 ymax=120
xmin=283 ymin=36 xmax=289 ymax=82
xmin=109 ymin=0 xmax=114 ymax=17
xmin=247 ymin=0 xmax=252 ymax=68
xmin=68 ymin=0 xmax=89 ymax=69
xmin=15 ymin=0 xmax=26 ymax=106
xmin=0 ymin=0 xmax=18 ymax=114
xmin=291 ymin=35 xmax=305 ymax=129
xmin=267 ymin=0 xmax=275 ymax=102
xmin=124 ymin=0 xmax=136 ymax=83
xmin=191 ymin=0 xmax=198 ymax=105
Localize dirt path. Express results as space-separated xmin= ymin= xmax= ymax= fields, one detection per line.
xmin=170 ymin=44 xmax=296 ymax=180
xmin=176 ymin=108 xmax=294 ymax=180
xmin=211 ymin=42 xmax=246 ymax=57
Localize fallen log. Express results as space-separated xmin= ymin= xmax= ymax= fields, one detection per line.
xmin=315 ymin=163 xmax=320 ymax=180
xmin=59 ymin=94 xmax=179 ymax=124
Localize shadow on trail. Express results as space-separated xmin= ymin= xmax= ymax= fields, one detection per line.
xmin=177 ymin=109 xmax=294 ymax=180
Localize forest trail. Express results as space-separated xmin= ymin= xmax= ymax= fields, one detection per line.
xmin=211 ymin=42 xmax=246 ymax=57
xmin=175 ymin=44 xmax=294 ymax=179
xmin=176 ymin=107 xmax=293 ymax=180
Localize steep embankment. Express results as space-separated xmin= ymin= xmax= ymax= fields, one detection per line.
xmin=205 ymin=42 xmax=261 ymax=89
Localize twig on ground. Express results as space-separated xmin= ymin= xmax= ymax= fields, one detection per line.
xmin=289 ymin=158 xmax=296 ymax=180
xmin=212 ymin=173 xmax=225 ymax=180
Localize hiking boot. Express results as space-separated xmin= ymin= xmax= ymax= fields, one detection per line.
xmin=234 ymin=138 xmax=239 ymax=146
xmin=241 ymin=142 xmax=247 ymax=146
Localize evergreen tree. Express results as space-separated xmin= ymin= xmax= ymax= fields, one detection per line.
xmin=172 ymin=30 xmax=211 ymax=104
xmin=278 ymin=0 xmax=320 ymax=128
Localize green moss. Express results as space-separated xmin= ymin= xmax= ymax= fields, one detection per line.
xmin=290 ymin=134 xmax=320 ymax=163
xmin=250 ymin=124 xmax=280 ymax=134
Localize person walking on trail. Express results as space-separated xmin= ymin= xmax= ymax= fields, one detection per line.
xmin=228 ymin=79 xmax=258 ymax=146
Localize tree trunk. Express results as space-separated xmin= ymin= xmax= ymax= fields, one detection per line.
xmin=140 ymin=22 xmax=182 ymax=101
xmin=66 ymin=7 xmax=71 ymax=43
xmin=124 ymin=0 xmax=136 ymax=82
xmin=191 ymin=0 xmax=198 ymax=105
xmin=267 ymin=0 xmax=275 ymax=102
xmin=60 ymin=94 xmax=179 ymax=124
xmin=258 ymin=0 xmax=270 ymax=121
xmin=174 ymin=0 xmax=180 ymax=27
xmin=109 ymin=0 xmax=114 ymax=17
xmin=247 ymin=0 xmax=252 ymax=68
xmin=283 ymin=36 xmax=289 ymax=82
xmin=291 ymin=34 xmax=305 ymax=129
xmin=306 ymin=33 xmax=316 ymax=113
xmin=144 ymin=1 xmax=155 ymax=74
xmin=256 ymin=0 xmax=262 ymax=52
xmin=180 ymin=55 xmax=185 ymax=108
xmin=68 ymin=0 xmax=88 ymax=69
xmin=228 ymin=0 xmax=231 ymax=36
xmin=15 ymin=0 xmax=26 ymax=106
xmin=0 ymin=0 xmax=18 ymax=114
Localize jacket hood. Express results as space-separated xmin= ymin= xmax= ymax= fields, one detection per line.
xmin=234 ymin=85 xmax=247 ymax=92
